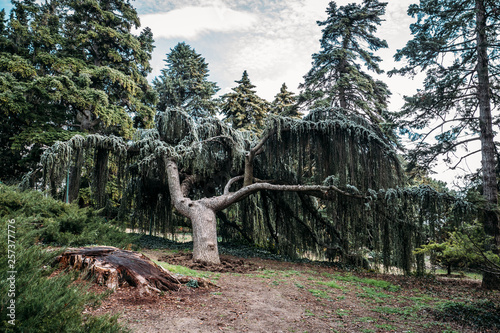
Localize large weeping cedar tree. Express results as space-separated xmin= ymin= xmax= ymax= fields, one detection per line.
xmin=298 ymin=0 xmax=392 ymax=133
xmin=390 ymin=0 xmax=500 ymax=289
xmin=0 ymin=0 xmax=156 ymax=183
xmin=42 ymin=106 xmax=474 ymax=272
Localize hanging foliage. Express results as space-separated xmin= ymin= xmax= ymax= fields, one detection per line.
xmin=40 ymin=107 xmax=476 ymax=272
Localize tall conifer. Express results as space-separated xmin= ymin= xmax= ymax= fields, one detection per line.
xmin=272 ymin=83 xmax=301 ymax=118
xmin=221 ymin=70 xmax=269 ymax=132
xmin=153 ymin=42 xmax=220 ymax=117
xmin=391 ymin=0 xmax=500 ymax=289
xmin=298 ymin=0 xmax=390 ymax=126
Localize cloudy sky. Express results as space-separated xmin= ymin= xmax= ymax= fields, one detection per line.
xmin=134 ymin=0 xmax=421 ymax=110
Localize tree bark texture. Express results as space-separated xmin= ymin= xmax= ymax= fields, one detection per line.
xmin=56 ymin=247 xmax=181 ymax=294
xmin=68 ymin=147 xmax=83 ymax=203
xmin=476 ymin=0 xmax=500 ymax=289
xmin=93 ymin=148 xmax=109 ymax=208
xmin=165 ymin=160 xmax=220 ymax=265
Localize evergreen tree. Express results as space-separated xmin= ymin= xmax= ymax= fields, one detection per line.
xmin=153 ymin=42 xmax=220 ymax=117
xmin=0 ymin=0 xmax=71 ymax=180
xmin=391 ymin=0 xmax=500 ymax=289
xmin=221 ymin=70 xmax=269 ymax=132
xmin=0 ymin=0 xmax=156 ymax=182
xmin=61 ymin=0 xmax=157 ymax=135
xmin=271 ymin=83 xmax=301 ymax=118
xmin=298 ymin=0 xmax=390 ymax=125
xmin=42 ymin=105 xmax=475 ymax=271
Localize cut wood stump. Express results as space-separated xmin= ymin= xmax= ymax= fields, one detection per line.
xmin=56 ymin=246 xmax=214 ymax=295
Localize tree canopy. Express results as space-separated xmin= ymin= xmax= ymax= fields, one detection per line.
xmin=298 ymin=0 xmax=391 ymax=128
xmin=0 ymin=0 xmax=156 ymax=181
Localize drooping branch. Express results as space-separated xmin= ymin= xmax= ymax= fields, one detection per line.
xmin=216 ymin=211 xmax=253 ymax=243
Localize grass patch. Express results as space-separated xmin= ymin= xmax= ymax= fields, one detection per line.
xmin=155 ymin=261 xmax=211 ymax=278
xmin=294 ymin=282 xmax=305 ymax=289
xmin=308 ymin=289 xmax=331 ymax=299
xmin=305 ymin=309 xmax=315 ymax=316
xmin=336 ymin=309 xmax=351 ymax=317
xmin=254 ymin=269 xmax=278 ymax=279
xmin=322 ymin=272 xmax=400 ymax=291
xmin=358 ymin=287 xmax=393 ymax=302
xmin=356 ymin=317 xmax=377 ymax=323
xmin=317 ymin=280 xmax=344 ymax=290
xmin=282 ymin=270 xmax=302 ymax=277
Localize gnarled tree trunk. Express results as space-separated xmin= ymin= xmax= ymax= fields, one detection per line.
xmin=190 ymin=204 xmax=220 ymax=265
xmin=165 ymin=159 xmax=220 ymax=264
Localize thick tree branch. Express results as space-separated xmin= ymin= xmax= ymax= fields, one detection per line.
xmin=204 ymin=182 xmax=365 ymax=212
xmin=180 ymin=174 xmax=202 ymax=197
xmin=165 ymin=159 xmax=192 ymax=216
xmin=243 ymin=129 xmax=277 ymax=187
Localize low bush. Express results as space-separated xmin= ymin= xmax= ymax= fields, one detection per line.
xmin=0 ymin=185 xmax=136 ymax=248
xmin=0 ymin=218 xmax=128 ymax=332
xmin=432 ymin=299 xmax=500 ymax=330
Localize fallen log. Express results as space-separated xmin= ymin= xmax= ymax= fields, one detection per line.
xmin=56 ymin=246 xmax=212 ymax=294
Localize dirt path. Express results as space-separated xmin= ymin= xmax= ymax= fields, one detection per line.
xmin=89 ymin=250 xmax=496 ymax=333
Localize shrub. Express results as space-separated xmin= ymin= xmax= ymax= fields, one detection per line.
xmin=432 ymin=300 xmax=500 ymax=330
xmin=0 ymin=218 xmax=128 ymax=332
xmin=0 ymin=185 xmax=136 ymax=248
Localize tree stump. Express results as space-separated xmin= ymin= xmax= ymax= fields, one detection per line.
xmin=56 ymin=246 xmax=209 ymax=295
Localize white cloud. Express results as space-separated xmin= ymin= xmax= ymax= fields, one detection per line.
xmin=139 ymin=5 xmax=257 ymax=39
xmin=213 ymin=0 xmax=330 ymax=100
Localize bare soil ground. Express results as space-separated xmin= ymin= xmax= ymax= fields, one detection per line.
xmin=88 ymin=249 xmax=499 ymax=333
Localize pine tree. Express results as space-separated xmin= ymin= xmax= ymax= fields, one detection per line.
xmin=0 ymin=0 xmax=156 ymax=182
xmin=298 ymin=0 xmax=390 ymax=125
xmin=61 ymin=0 xmax=157 ymax=135
xmin=271 ymin=83 xmax=301 ymax=118
xmin=153 ymin=42 xmax=220 ymax=117
xmin=0 ymin=1 xmax=72 ymax=180
xmin=221 ymin=70 xmax=269 ymax=132
xmin=391 ymin=0 xmax=500 ymax=289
